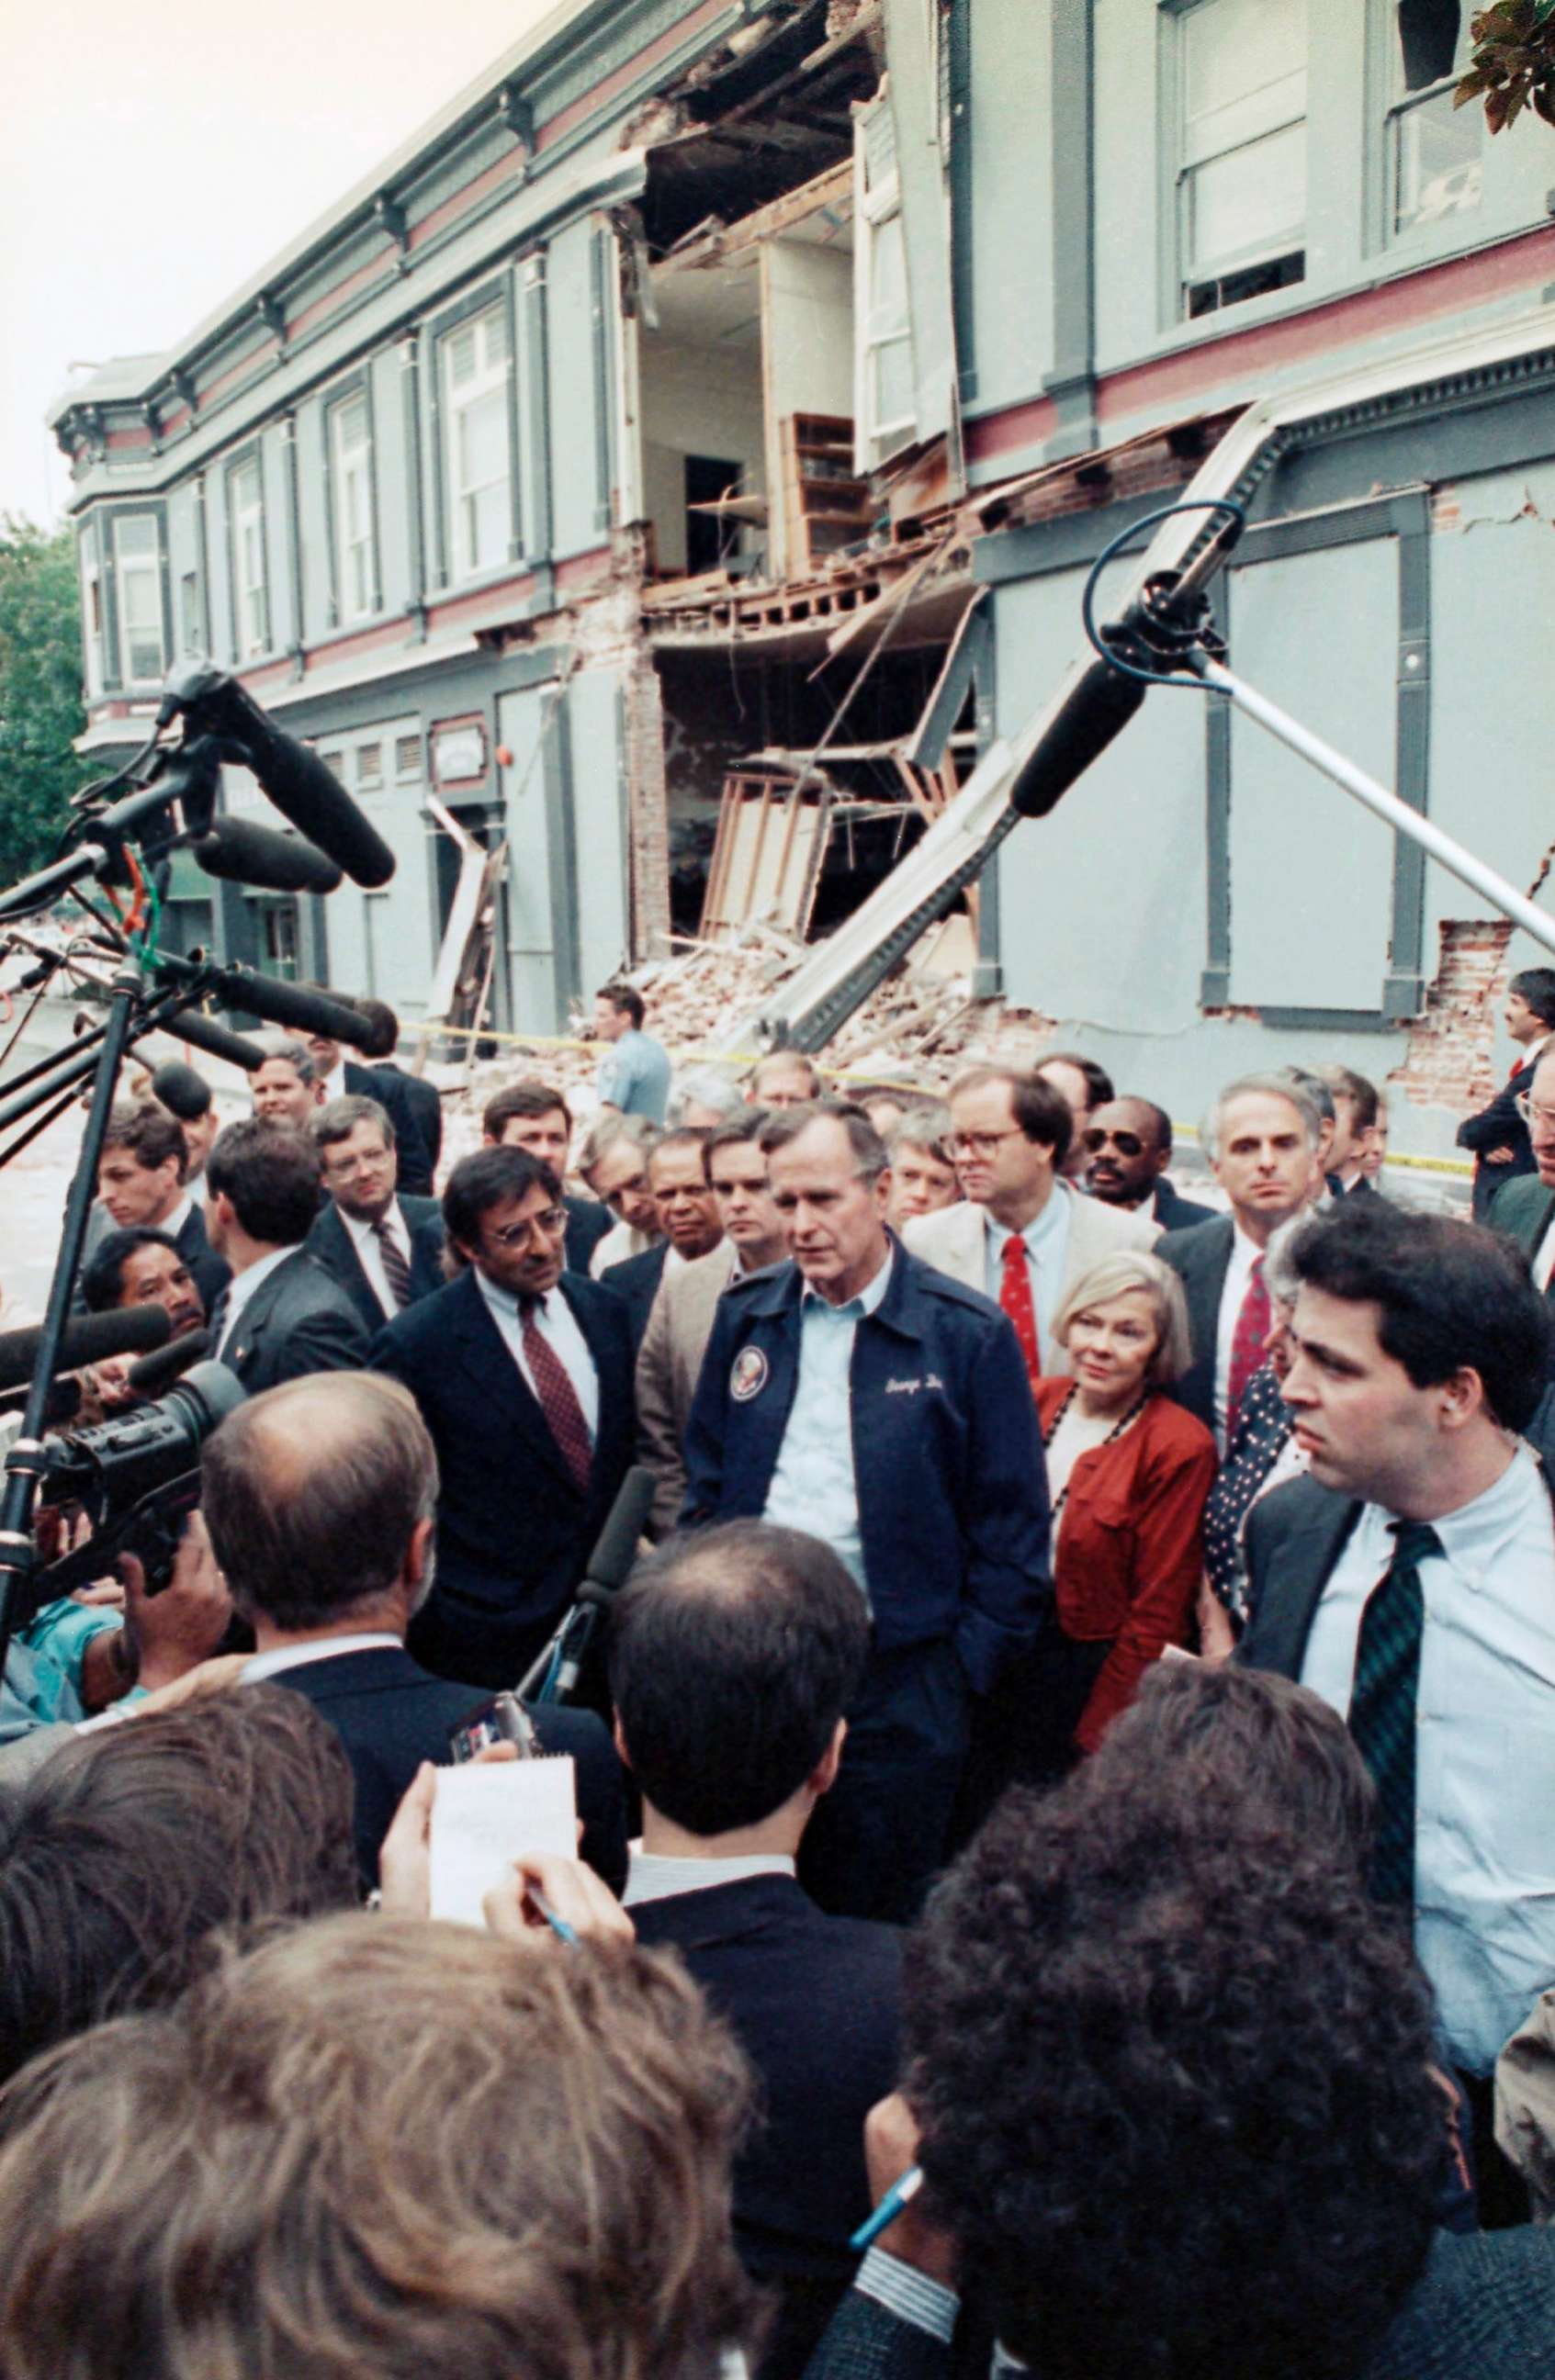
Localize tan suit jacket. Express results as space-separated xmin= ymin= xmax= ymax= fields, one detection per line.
xmin=636 ymin=1243 xmax=742 ymax=1534
xmin=902 ymin=1183 xmax=1158 ymax=1375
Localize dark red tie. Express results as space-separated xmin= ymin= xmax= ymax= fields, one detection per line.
xmin=999 ymin=1234 xmax=1042 ymax=1390
xmin=372 ymin=1217 xmax=415 ymax=1310
xmin=518 ymin=1297 xmax=593 ymax=1492
xmin=1225 ymin=1256 xmax=1270 ymax=1444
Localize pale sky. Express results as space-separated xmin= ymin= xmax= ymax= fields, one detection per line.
xmin=0 ymin=0 xmax=562 ymax=527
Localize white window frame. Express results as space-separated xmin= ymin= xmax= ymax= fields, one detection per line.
xmin=330 ymin=391 xmax=377 ymax=623
xmin=230 ymin=456 xmax=270 ymax=659
xmin=113 ymin=514 xmax=164 ymax=687
xmin=853 ymin=93 xmax=917 ymax=475
xmin=1174 ymin=0 xmax=1309 ymax=315
xmin=442 ymin=304 xmax=513 ymax=584
xmin=1383 ymin=3 xmax=1482 ymax=242
xmin=81 ymin=533 xmax=104 ymax=698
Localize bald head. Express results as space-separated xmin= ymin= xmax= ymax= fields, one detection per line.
xmin=200 ymin=1372 xmax=437 ymax=1635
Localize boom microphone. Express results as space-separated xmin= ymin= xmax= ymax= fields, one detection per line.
xmin=1008 ymin=654 xmax=1146 ymax=820
xmin=160 ymin=1009 xmax=265 ymax=1072
xmin=207 ymin=964 xmax=376 ymax=1050
xmin=190 ymin=816 xmax=343 ymax=896
xmin=160 ymin=663 xmax=396 ymax=890
xmin=126 ymin=1329 xmax=213 ymax=1398
xmin=0 ymin=1306 xmax=171 ymax=1395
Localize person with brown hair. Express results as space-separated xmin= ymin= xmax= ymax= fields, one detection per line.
xmin=0 ymin=1916 xmax=758 ymax=2380
xmin=0 ymin=1683 xmax=357 ymax=2087
xmin=483 ymin=1076 xmax=613 ymax=1274
xmin=89 ymin=1096 xmax=229 ymax=1310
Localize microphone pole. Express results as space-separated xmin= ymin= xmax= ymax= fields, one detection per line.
xmin=0 ymin=955 xmax=147 ymax=1669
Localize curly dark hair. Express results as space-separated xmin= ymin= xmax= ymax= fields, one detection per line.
xmin=904 ymin=1776 xmax=1444 ymax=2380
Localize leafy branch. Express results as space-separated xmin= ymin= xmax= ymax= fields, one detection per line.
xmin=1456 ymin=1 xmax=1555 ymax=132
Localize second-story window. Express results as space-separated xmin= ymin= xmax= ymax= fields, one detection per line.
xmin=1178 ymin=0 xmax=1308 ymax=320
xmin=230 ymin=456 xmax=270 ymax=658
xmin=81 ymin=533 xmax=104 ymax=698
xmin=1388 ymin=0 xmax=1480 ymax=235
xmin=855 ymin=95 xmax=917 ymax=472
xmin=444 ymin=303 xmax=512 ymax=581
xmin=331 ymin=392 xmax=377 ymax=621
xmin=113 ymin=515 xmax=164 ymax=686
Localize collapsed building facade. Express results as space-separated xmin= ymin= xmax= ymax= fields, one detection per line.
xmin=50 ymin=0 xmax=1555 ymax=1160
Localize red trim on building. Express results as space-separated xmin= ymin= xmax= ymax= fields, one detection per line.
xmin=424 ymin=570 xmax=539 ymax=634
xmin=965 ymin=395 xmax=1059 ymax=466
xmin=200 ymin=341 xmax=283 ymax=409
xmin=162 ymin=405 xmax=191 ymax=437
xmin=105 ymin=426 xmax=152 ymax=454
xmin=411 ymin=147 xmax=530 ymax=253
xmin=432 ymin=709 xmax=485 ymax=733
xmin=1095 ymin=226 xmax=1555 ymax=426
xmin=304 ymin=617 xmax=410 ymax=672
xmin=535 ymin=0 xmax=730 ymax=152
xmin=289 ymin=253 xmax=400 ymax=342
xmin=238 ymin=660 xmax=293 ymax=695
xmin=555 ymin=544 xmax=613 ymax=590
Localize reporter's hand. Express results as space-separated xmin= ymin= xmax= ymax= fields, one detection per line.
xmin=1485 ymin=1145 xmax=1516 ymax=1165
xmin=862 ymin=2094 xmax=959 ymax=2287
xmin=118 ymin=1510 xmax=233 ymax=1692
xmin=377 ymin=1743 xmax=519 ymax=1917
xmin=482 ymin=1850 xmax=635 ymax=1948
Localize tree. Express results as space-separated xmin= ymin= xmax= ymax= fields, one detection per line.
xmin=1457 ymin=2 xmax=1555 ymax=131
xmin=0 ymin=515 xmax=90 ymax=894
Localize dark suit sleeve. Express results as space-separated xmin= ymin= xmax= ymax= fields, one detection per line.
xmin=803 ymin=2288 xmax=952 ymax=2380
xmin=273 ymin=1297 xmax=371 ymax=1383
xmin=952 ymin=1310 xmax=1053 ymax=1693
xmin=1457 ymin=1080 xmax=1526 ymax=1154
xmin=680 ymin=1300 xmax=738 ymax=1528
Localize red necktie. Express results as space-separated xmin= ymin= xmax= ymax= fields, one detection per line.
xmin=1225 ymin=1255 xmax=1270 ymax=1444
xmin=518 ymin=1297 xmax=593 ymax=1492
xmin=371 ymin=1217 xmax=415 ymax=1310
xmin=999 ymin=1234 xmax=1042 ymax=1390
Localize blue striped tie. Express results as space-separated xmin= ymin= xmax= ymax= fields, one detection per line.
xmin=1348 ymin=1519 xmax=1441 ymax=1909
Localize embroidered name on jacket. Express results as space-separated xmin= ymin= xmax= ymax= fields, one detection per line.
xmin=885 ymin=1374 xmax=944 ymax=1395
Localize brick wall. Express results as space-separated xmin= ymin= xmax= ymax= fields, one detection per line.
xmin=623 ymin=647 xmax=672 ymax=960
xmin=1387 ymin=916 xmax=1513 ymax=1115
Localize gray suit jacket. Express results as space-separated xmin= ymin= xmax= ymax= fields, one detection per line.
xmin=220 ymin=1250 xmax=371 ymax=1391
xmin=902 ymin=1184 xmax=1157 ymax=1374
xmin=635 ymin=1242 xmax=742 ymax=1535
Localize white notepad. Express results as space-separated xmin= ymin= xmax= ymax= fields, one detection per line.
xmin=429 ymin=1757 xmax=577 ymax=1930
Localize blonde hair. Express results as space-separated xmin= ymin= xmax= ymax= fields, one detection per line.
xmin=1051 ymin=1251 xmax=1192 ymax=1387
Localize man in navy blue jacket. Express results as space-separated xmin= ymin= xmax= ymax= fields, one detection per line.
xmin=682 ymin=1102 xmax=1050 ymax=1921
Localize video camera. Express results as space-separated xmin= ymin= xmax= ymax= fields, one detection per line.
xmin=30 ymin=1361 xmax=245 ymax=1612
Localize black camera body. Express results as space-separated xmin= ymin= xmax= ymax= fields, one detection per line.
xmin=37 ymin=1361 xmax=246 ymax=1602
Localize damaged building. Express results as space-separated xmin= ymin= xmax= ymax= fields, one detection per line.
xmin=50 ymin=0 xmax=1555 ymax=1161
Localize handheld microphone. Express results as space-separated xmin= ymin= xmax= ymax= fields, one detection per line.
xmin=549 ymin=1465 xmax=657 ymax=1700
xmin=206 ymin=964 xmax=376 ymax=1051
xmin=190 ymin=816 xmax=344 ymax=896
xmin=0 ymin=1306 xmax=172 ymax=1395
xmin=160 ymin=663 xmax=396 ymax=890
xmin=159 ymin=1009 xmax=265 ymax=1073
xmin=126 ymin=1329 xmax=213 ymax=1398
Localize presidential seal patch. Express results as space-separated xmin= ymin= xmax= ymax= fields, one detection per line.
xmin=730 ymin=1346 xmax=770 ymax=1402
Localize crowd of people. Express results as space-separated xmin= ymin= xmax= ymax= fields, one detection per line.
xmin=1 ymin=964 xmax=1555 ymax=2375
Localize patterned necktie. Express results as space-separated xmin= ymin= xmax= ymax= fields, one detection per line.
xmin=1348 ymin=1519 xmax=1441 ymax=1909
xmin=518 ymin=1296 xmax=593 ymax=1492
xmin=208 ymin=1286 xmax=231 ymax=1351
xmin=371 ymin=1216 xmax=415 ymax=1311
xmin=999 ymin=1233 xmax=1041 ymax=1387
xmin=1224 ymin=1255 xmax=1269 ymax=1443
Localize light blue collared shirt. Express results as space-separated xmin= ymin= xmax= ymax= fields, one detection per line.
xmin=762 ymin=1248 xmax=894 ymax=1600
xmin=597 ymin=1028 xmax=671 ymax=1124
xmin=1301 ymin=1443 xmax=1555 ymax=2074
xmin=982 ymin=1189 xmax=1072 ymax=1372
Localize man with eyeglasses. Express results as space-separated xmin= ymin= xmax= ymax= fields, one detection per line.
xmin=370 ymin=1144 xmax=636 ymax=1688
xmin=1084 ymin=1097 xmax=1216 ymax=1232
xmin=307 ymin=1096 xmax=445 ymax=1333
xmin=1490 ymin=1049 xmax=1555 ymax=1304
xmin=1458 ymin=966 xmax=1555 ymax=1219
xmin=903 ymin=1066 xmax=1156 ymax=1381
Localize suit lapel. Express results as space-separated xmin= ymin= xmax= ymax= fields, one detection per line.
xmin=224 ymin=1251 xmax=300 ymax=1374
xmin=451 ymin=1271 xmax=580 ymax=1496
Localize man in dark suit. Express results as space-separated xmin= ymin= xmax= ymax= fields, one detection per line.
xmin=682 ymin=1104 xmax=1050 ymax=1922
xmin=1238 ymin=1199 xmax=1555 ymax=2220
xmin=350 ymin=996 xmax=444 ymax=1189
xmin=603 ymin=1124 xmax=723 ymax=1352
xmin=1156 ymin=1072 xmax=1319 ymax=1452
xmin=1492 ymin=1038 xmax=1555 ymax=1282
xmin=1083 ymin=1096 xmax=1216 ymax=1231
xmin=306 ymin=1095 xmax=444 ymax=1333
xmin=1457 ymin=966 xmax=1555 ymax=1218
xmin=287 ymin=1005 xmax=434 ymax=1197
xmin=611 ymin=1520 xmax=901 ymax=2380
xmin=481 ymin=1078 xmax=612 ymax=1275
xmin=370 ymin=1144 xmax=636 ymax=1689
xmin=203 ymin=1118 xmax=370 ymax=1389
xmin=200 ymin=1369 xmax=628 ymax=1895
xmin=88 ymin=1100 xmax=230 ymax=1312
xmin=1317 ymin=1063 xmax=1387 ymax=1201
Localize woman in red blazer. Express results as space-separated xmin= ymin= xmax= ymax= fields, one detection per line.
xmin=1031 ymin=1250 xmax=1218 ymax=1770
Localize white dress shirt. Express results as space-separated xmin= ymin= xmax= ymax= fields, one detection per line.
xmin=163 ymin=1191 xmax=194 ymax=1240
xmin=213 ymin=1245 xmax=293 ymax=1356
xmin=1300 ymin=1443 xmax=1555 ymax=2074
xmin=475 ymin=1270 xmax=600 ymax=1437
xmin=242 ymin=1633 xmax=402 ymax=1682
xmin=1211 ymin=1220 xmax=1265 ymax=1456
xmin=622 ymin=1848 xmax=796 ymax=1907
xmin=763 ymin=1248 xmax=894 ymax=1600
xmin=320 ymin=1060 xmax=348 ymax=1104
xmin=342 ymin=1199 xmax=414 ymax=1321
xmin=1534 ymin=1210 xmax=1555 ymax=1294
xmin=982 ymin=1191 xmax=1071 ymax=1371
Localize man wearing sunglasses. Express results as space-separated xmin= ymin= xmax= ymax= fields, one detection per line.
xmin=1083 ymin=1098 xmax=1216 ymax=1233
xmin=370 ymin=1144 xmax=637 ymax=1688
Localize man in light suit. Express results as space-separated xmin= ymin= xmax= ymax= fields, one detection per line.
xmin=636 ymin=1109 xmax=788 ymax=1535
xmin=602 ymin=1128 xmax=724 ymax=1355
xmin=204 ymin=1118 xmax=370 ymax=1391
xmin=1155 ymin=1072 xmax=1320 ymax=1454
xmin=306 ymin=1095 xmax=445 ymax=1333
xmin=903 ymin=1065 xmax=1155 ymax=1378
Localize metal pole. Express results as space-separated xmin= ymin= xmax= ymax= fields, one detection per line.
xmin=1200 ymin=656 xmax=1555 ymax=962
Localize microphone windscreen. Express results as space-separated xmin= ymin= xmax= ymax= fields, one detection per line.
xmin=163 ymin=667 xmax=395 ymax=890
xmin=0 ymin=1306 xmax=172 ymax=1394
xmin=582 ymin=1465 xmax=658 ymax=1595
xmin=1008 ymin=655 xmax=1146 ymax=820
xmin=215 ymin=966 xmax=376 ymax=1051
xmin=147 ymin=1061 xmax=213 ymax=1119
xmin=160 ymin=1010 xmax=265 ymax=1072
xmin=126 ymin=1328 xmax=213 ymax=1398
xmin=191 ymin=817 xmax=344 ymax=896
